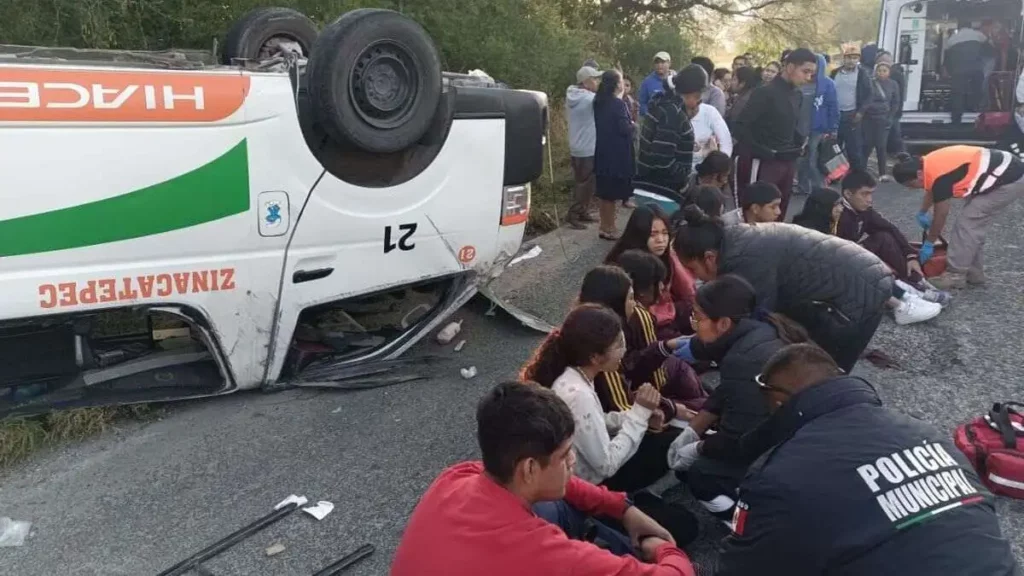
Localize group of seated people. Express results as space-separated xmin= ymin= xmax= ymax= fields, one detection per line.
xmin=391 ymin=178 xmax=1021 ymax=574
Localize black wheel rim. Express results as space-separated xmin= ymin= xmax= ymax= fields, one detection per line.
xmin=349 ymin=40 xmax=419 ymax=129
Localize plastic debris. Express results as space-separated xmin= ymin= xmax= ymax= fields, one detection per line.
xmin=510 ymin=245 xmax=542 ymax=266
xmin=0 ymin=517 xmax=32 ymax=547
xmin=265 ymin=543 xmax=286 ymax=557
xmin=460 ymin=366 xmax=478 ymax=380
xmin=303 ymin=501 xmax=335 ymax=521
xmin=274 ymin=495 xmax=309 ymax=510
xmin=436 ymin=320 xmax=463 ymax=344
xmin=453 ymin=340 xmax=467 ymax=352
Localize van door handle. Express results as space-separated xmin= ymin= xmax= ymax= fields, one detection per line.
xmin=293 ymin=268 xmax=334 ymax=283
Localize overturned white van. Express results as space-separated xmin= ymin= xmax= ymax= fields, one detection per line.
xmin=0 ymin=8 xmax=547 ymax=415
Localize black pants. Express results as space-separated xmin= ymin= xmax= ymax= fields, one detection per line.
xmin=685 ymin=456 xmax=750 ymax=521
xmin=862 ymin=116 xmax=889 ymax=176
xmin=603 ymin=428 xmax=681 ymax=493
xmin=829 ymin=311 xmax=885 ymax=372
xmin=839 ymin=111 xmax=864 ymax=172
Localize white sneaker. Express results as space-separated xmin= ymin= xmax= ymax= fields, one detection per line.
xmin=897 ymin=279 xmax=952 ymax=308
xmin=893 ymin=295 xmax=942 ymax=326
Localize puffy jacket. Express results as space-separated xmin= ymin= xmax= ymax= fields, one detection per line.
xmin=717 ymin=376 xmax=1020 ymax=576
xmin=717 ymin=224 xmax=892 ymax=361
xmin=689 ymin=319 xmax=781 ymax=463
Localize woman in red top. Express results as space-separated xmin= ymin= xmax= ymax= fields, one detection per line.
xmin=606 ymin=205 xmax=696 ymax=338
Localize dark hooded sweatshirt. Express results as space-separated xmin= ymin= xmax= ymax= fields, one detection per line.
xmin=636 ymin=92 xmax=694 ymax=192
xmin=718 ymin=376 xmax=1020 ymax=576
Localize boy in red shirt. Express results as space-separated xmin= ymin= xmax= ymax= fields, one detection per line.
xmin=390 ymin=382 xmax=696 ymax=576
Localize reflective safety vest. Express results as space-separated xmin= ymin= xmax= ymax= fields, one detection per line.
xmin=922 ymin=146 xmax=1018 ymax=201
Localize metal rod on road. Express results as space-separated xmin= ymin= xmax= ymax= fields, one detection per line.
xmin=312 ymin=544 xmax=375 ymax=576
xmin=157 ymin=502 xmax=301 ymax=576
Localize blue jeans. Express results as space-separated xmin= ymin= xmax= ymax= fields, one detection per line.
xmin=839 ymin=112 xmax=865 ymax=172
xmin=798 ymin=132 xmax=826 ymax=193
xmin=533 ymin=500 xmax=634 ymax=556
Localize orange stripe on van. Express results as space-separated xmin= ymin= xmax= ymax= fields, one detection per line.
xmin=0 ymin=68 xmax=250 ymax=123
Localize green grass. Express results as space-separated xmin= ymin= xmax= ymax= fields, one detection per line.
xmin=0 ymin=405 xmax=156 ymax=470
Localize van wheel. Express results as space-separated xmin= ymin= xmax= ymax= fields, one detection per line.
xmin=308 ymin=9 xmax=443 ymax=154
xmin=221 ymin=7 xmax=318 ymax=64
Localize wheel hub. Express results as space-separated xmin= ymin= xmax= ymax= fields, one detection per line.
xmin=351 ymin=42 xmax=418 ymax=129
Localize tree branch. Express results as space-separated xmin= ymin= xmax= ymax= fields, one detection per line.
xmin=603 ymin=0 xmax=792 ymax=17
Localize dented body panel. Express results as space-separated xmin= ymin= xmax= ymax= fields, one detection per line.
xmin=0 ymin=61 xmax=527 ymax=396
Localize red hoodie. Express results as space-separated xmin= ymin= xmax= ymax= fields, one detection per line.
xmin=390 ymin=462 xmax=696 ymax=576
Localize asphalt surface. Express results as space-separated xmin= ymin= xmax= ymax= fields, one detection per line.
xmin=3 ymin=180 xmax=1024 ymax=575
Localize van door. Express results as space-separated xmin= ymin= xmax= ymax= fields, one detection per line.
xmin=266 ymin=112 xmax=507 ymax=383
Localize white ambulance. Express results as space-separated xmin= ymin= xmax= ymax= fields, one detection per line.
xmin=878 ymin=0 xmax=1022 ymax=146
xmin=0 ymin=8 xmax=547 ymax=415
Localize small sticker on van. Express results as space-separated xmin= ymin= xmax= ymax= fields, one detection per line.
xmin=38 ymin=268 xmax=236 ymax=309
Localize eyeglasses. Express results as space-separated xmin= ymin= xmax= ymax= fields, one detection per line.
xmin=754 ymin=373 xmax=791 ymax=395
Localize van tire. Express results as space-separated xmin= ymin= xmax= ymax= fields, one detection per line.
xmin=221 ymin=7 xmax=318 ymax=64
xmin=308 ymin=9 xmax=443 ymax=154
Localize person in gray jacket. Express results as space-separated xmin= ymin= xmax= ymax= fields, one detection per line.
xmin=566 ymin=66 xmax=603 ymax=229
xmin=862 ymin=62 xmax=901 ymax=179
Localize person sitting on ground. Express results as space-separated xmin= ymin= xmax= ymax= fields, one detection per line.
xmin=721 ymin=182 xmax=782 ymax=226
xmin=576 ymin=265 xmax=698 ymax=423
xmin=520 ymin=304 xmax=700 ymax=543
xmin=893 ymin=146 xmax=1024 ymax=290
xmin=611 ymin=252 xmax=709 ymax=412
xmin=694 ymin=150 xmax=732 ymax=191
xmin=606 ymin=205 xmax=695 ymax=338
xmin=839 ymin=170 xmax=950 ymax=306
xmin=794 ymin=186 xmax=942 ymax=326
xmin=390 ymin=382 xmax=698 ymax=576
xmin=792 ymin=185 xmax=842 ymax=234
xmin=672 ymin=205 xmax=892 ymax=372
xmin=667 ymin=274 xmax=810 ymax=523
xmin=636 ymin=67 xmax=704 ymax=194
xmin=715 ymin=344 xmax=1020 ymax=576
xmin=682 ymin=185 xmax=726 ymax=222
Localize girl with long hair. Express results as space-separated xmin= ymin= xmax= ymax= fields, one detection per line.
xmin=520 ymin=301 xmax=700 ymax=545
xmin=606 ymin=205 xmax=695 ymax=338
xmin=792 ymin=186 xmax=842 ymax=234
xmin=612 ymin=251 xmax=709 ymax=412
xmin=667 ymin=274 xmax=810 ymax=521
xmin=593 ymin=70 xmax=635 ymax=239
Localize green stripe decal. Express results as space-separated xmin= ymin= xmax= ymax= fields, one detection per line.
xmin=0 ymin=140 xmax=250 ymax=257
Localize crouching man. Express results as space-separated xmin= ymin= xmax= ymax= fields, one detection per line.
xmin=716 ymin=344 xmax=1019 ymax=576
xmin=391 ymin=381 xmax=696 ymax=576
xmin=893 ymin=146 xmax=1024 ymax=290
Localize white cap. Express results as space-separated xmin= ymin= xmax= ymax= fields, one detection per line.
xmin=576 ymin=66 xmax=603 ymax=84
xmin=654 ymin=51 xmax=671 ymax=62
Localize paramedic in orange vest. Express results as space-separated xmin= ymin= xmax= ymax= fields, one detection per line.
xmin=893 ymin=146 xmax=1024 ymax=290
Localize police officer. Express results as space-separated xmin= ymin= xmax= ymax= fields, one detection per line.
xmin=716 ymin=344 xmax=1019 ymax=576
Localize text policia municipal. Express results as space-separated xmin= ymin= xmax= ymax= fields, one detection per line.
xmin=38 ymin=268 xmax=236 ymax=309
xmin=856 ymin=442 xmax=982 ymax=525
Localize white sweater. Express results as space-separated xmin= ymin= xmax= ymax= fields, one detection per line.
xmin=551 ymin=367 xmax=652 ymax=485
xmin=690 ymin=103 xmax=733 ymax=168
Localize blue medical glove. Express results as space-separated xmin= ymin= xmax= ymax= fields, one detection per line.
xmin=916 ymin=211 xmax=932 ymax=230
xmin=673 ymin=337 xmax=695 ymax=363
xmin=919 ymin=240 xmax=935 ymax=264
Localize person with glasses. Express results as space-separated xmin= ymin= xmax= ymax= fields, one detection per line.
xmin=716 ymin=344 xmax=1019 ymax=576
xmin=665 ymin=274 xmax=810 ymax=524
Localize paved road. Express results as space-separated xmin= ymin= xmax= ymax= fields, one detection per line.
xmin=3 ymin=181 xmax=1024 ymax=575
